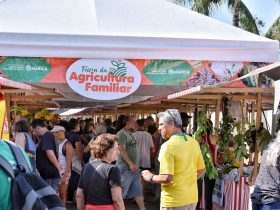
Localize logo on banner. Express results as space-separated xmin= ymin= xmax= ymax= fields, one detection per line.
xmin=66 ymin=59 xmax=141 ymax=100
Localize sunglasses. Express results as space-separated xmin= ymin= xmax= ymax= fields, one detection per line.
xmin=167 ymin=110 xmax=177 ymax=122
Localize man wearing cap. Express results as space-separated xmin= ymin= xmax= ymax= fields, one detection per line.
xmin=51 ymin=125 xmax=73 ymax=206
xmin=31 ymin=119 xmax=61 ymax=193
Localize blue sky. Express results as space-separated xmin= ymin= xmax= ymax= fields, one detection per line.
xmin=212 ymin=0 xmax=280 ymax=34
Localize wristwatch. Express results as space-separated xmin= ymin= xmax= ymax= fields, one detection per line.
xmin=149 ymin=174 xmax=154 ymax=183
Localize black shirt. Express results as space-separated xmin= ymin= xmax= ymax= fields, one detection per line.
xmin=68 ymin=131 xmax=81 ymax=148
xmin=107 ymin=127 xmax=116 ymax=135
xmin=36 ymin=131 xmax=60 ymax=179
xmin=78 ymin=160 xmax=121 ymax=205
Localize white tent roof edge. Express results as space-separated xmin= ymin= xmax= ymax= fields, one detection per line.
xmin=0 ymin=32 xmax=278 ymax=62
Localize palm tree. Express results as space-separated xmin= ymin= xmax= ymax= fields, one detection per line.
xmin=172 ymin=0 xmax=260 ymax=34
xmin=228 ymin=0 xmax=260 ymax=34
xmin=266 ymin=16 xmax=280 ymax=42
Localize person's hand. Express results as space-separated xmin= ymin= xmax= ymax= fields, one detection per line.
xmin=57 ymin=164 xmax=63 ymax=173
xmin=129 ymin=162 xmax=137 ymax=173
xmin=61 ymin=175 xmax=67 ymax=184
xmin=141 ymin=170 xmax=153 ymax=182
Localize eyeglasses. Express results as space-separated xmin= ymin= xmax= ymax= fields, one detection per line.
xmin=166 ymin=110 xmax=176 ymax=122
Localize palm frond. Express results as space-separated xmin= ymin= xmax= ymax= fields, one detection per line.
xmin=266 ymin=16 xmax=280 ymax=41
xmin=239 ymin=1 xmax=260 ymax=34
xmin=228 ymin=0 xmax=259 ymax=34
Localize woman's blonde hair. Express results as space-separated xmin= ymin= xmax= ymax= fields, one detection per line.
xmin=264 ymin=132 xmax=280 ymax=166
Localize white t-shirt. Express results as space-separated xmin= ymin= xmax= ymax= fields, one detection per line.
xmin=133 ymin=130 xmax=154 ymax=168
xmin=58 ymin=139 xmax=68 ymax=174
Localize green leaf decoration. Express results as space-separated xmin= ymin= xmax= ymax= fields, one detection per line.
xmin=109 ymin=60 xmax=127 ymax=76
xmin=111 ymin=60 xmax=119 ymax=67
xmin=0 ymin=57 xmax=51 ymax=82
xmin=118 ymin=62 xmax=125 ymax=68
xmin=143 ymin=60 xmax=194 ymax=85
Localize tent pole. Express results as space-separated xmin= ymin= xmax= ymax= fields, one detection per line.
xmin=215 ymin=99 xmax=221 ymax=128
xmin=4 ymin=93 xmax=11 ymax=139
xmin=253 ymin=74 xmax=263 ymax=179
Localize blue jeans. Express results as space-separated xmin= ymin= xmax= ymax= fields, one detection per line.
xmin=252 ymin=200 xmax=280 ymax=210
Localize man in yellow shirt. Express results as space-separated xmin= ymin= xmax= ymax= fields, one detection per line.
xmin=142 ymin=109 xmax=205 ymax=210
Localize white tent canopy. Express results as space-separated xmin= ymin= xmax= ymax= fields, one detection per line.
xmin=0 ymin=0 xmax=278 ymax=62
xmin=0 ymin=0 xmax=279 ymax=110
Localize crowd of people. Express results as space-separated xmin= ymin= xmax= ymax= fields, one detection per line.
xmin=2 ymin=108 xmax=280 ymax=210
xmin=0 ymin=109 xmax=207 ymax=210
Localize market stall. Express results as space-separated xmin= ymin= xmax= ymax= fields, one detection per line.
xmin=0 ymin=75 xmax=31 ymax=139
xmin=166 ymin=67 xmax=279 ymax=210
xmin=0 ymin=0 xmax=279 ymax=209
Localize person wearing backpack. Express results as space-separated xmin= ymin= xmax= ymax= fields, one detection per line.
xmin=31 ymin=119 xmax=61 ymax=193
xmin=12 ymin=120 xmax=37 ymax=173
xmin=51 ymin=125 xmax=73 ymax=206
xmin=0 ymin=139 xmax=65 ymax=210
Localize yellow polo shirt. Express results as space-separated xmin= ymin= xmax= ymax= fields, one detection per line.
xmin=159 ymin=134 xmax=205 ymax=207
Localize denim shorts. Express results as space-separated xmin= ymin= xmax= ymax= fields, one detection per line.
xmin=45 ymin=178 xmax=60 ymax=194
xmin=121 ymin=169 xmax=142 ymax=199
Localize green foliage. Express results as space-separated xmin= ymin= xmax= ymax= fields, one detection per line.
xmin=233 ymin=116 xmax=249 ymax=161
xmin=216 ymin=96 xmax=234 ymax=152
xmin=172 ymin=0 xmax=262 ymax=35
xmin=244 ymin=122 xmax=272 ymax=154
xmin=244 ymin=125 xmax=256 ymax=153
xmin=194 ymin=105 xmax=217 ymax=180
xmin=257 ymin=123 xmax=272 ymax=153
xmin=266 ymin=16 xmax=280 ymax=42
xmin=201 ymin=144 xmax=218 ymax=180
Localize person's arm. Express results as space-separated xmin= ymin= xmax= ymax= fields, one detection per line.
xmin=75 ymin=141 xmax=83 ymax=163
xmin=80 ymin=134 xmax=89 ymax=146
xmin=15 ymin=133 xmax=26 ymax=150
xmin=197 ymin=168 xmax=206 ymax=180
xmin=45 ymin=150 xmax=61 ymax=172
xmin=84 ymin=138 xmax=94 ymax=153
xmin=76 ymin=188 xmax=85 ymax=210
xmin=61 ymin=142 xmax=73 ymax=183
xmin=118 ymin=144 xmax=137 ymax=172
xmin=111 ymin=186 xmax=125 ymax=210
xmin=141 ymin=170 xmax=173 ymax=184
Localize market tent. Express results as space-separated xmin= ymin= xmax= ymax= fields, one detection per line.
xmin=0 ymin=0 xmax=278 ymax=61
xmin=0 ymin=0 xmax=279 ymax=109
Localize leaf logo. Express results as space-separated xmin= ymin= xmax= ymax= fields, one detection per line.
xmin=109 ymin=60 xmax=127 ymax=76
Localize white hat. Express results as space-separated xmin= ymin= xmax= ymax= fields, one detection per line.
xmin=51 ymin=125 xmax=65 ymax=133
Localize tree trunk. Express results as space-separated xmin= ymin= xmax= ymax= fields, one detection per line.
xmin=233 ymin=0 xmax=241 ymax=27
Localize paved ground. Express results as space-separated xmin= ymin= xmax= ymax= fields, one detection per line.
xmin=67 ymin=189 xmax=160 ymax=210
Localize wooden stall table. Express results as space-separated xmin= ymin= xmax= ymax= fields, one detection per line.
xmin=212 ymin=177 xmax=251 ymax=210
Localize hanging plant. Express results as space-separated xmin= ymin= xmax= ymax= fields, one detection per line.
xmin=233 ymin=116 xmax=249 ymax=161
xmin=244 ymin=125 xmax=256 ymax=153
xmin=216 ymin=96 xmax=235 ymax=164
xmin=194 ymin=105 xmax=218 ymax=180
xmin=244 ymin=123 xmax=271 ymax=154
xmin=257 ymin=122 xmax=271 ymax=153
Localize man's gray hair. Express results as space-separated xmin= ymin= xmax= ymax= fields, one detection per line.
xmin=157 ymin=109 xmax=182 ymax=128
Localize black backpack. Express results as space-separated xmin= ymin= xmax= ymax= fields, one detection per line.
xmin=0 ymin=140 xmax=65 ymax=210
